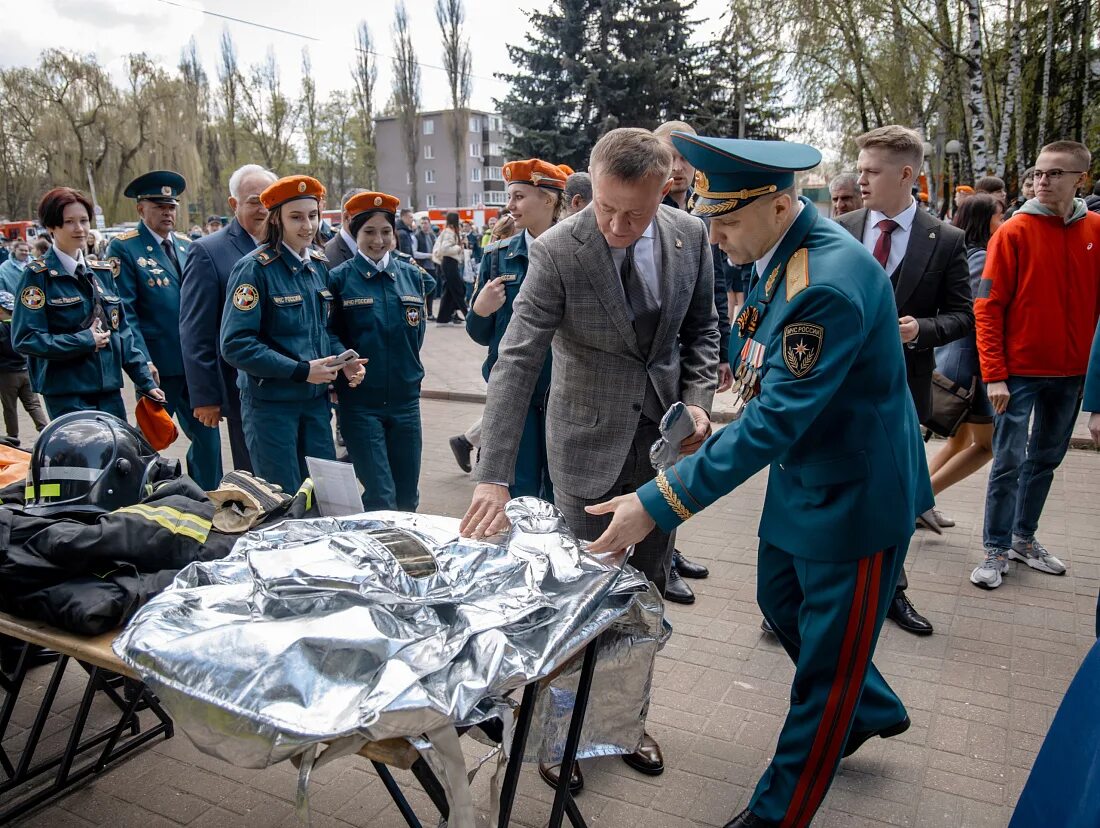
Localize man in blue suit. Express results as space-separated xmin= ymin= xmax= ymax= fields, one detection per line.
xmin=107 ymin=170 xmax=222 ymax=491
xmin=180 ymin=164 xmax=277 ymax=474
xmin=588 ymin=135 xmax=932 ymax=828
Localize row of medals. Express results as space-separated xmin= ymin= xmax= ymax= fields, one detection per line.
xmin=136 ymin=256 xmax=170 ymax=287
xmin=730 ymin=302 xmax=766 ymax=418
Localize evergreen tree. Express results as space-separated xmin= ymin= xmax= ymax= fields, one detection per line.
xmin=498 ymin=0 xmax=709 ymax=170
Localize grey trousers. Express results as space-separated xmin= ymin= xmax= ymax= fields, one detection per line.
xmin=0 ymin=371 xmax=48 ymax=438
xmin=554 ymin=417 xmax=673 ymax=593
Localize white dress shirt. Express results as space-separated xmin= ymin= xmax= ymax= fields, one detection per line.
xmin=755 ymin=201 xmax=805 ymax=280
xmin=609 ymin=219 xmax=662 ymax=309
xmin=359 ymin=250 xmax=390 ymax=273
xmin=861 ymin=198 xmax=918 ymax=276
xmin=339 ymin=227 xmax=358 ymax=259
xmin=52 ymin=244 xmax=87 ymax=277
xmin=142 ymin=221 xmax=169 ymax=248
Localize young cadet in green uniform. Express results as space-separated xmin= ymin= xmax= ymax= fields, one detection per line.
xmin=13 ymin=187 xmax=164 ymax=419
xmin=328 ymin=191 xmax=435 ymax=510
xmin=587 ymin=135 xmax=933 ymax=828
xmin=466 ymin=159 xmax=568 ymax=500
xmin=106 ymin=170 xmax=222 ymax=490
xmin=220 ymin=175 xmax=366 ymax=494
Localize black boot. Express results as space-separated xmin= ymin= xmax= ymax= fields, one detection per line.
xmin=887 ymin=590 xmax=934 ymax=635
xmin=663 ymin=567 xmax=695 ymax=604
xmin=672 ymin=549 xmax=709 ymax=579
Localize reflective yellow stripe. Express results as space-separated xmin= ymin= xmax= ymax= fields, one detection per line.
xmin=26 ymin=483 xmax=62 ymax=499
xmin=298 ymin=479 xmax=314 ymax=511
xmin=116 ymin=504 xmax=211 ymax=543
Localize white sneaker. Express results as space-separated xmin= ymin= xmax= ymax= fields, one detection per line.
xmin=971 ymin=549 xmax=1009 ymax=589
xmin=1009 ymin=537 xmax=1066 ymax=575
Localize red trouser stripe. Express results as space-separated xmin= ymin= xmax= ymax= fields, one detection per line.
xmin=782 ymin=550 xmax=884 ymax=828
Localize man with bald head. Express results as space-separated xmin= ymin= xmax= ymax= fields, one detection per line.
xmin=180 ymin=163 xmax=277 ymax=472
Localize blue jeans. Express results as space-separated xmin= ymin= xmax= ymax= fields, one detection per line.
xmin=983 ymin=376 xmax=1083 ymax=549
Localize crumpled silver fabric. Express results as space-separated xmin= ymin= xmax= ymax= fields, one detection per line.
xmin=650 ymin=401 xmax=697 ymax=470
xmin=113 ymin=497 xmax=667 ymax=772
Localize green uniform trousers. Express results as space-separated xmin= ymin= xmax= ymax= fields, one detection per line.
xmin=241 ymin=392 xmax=334 ymax=495
xmin=340 ymin=402 xmax=422 ymax=512
xmin=750 ymin=540 xmax=908 ymax=826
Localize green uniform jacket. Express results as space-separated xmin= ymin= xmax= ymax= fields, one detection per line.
xmin=466 ymin=233 xmax=552 ymax=399
xmin=220 ymin=244 xmax=343 ymax=402
xmin=105 ymin=222 xmax=191 ymax=377
xmin=12 ymin=248 xmax=155 ymax=396
xmin=639 ymin=199 xmax=933 ymax=561
xmin=328 ymin=251 xmax=435 ymax=408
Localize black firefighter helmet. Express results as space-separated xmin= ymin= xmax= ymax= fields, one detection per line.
xmin=24 ymin=411 xmax=180 ymax=515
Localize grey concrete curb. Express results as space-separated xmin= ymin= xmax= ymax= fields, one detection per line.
xmin=419 ymin=389 xmax=1099 ymax=451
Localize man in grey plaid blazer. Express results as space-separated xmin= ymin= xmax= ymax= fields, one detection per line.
xmin=461 ymin=128 xmax=719 ymax=782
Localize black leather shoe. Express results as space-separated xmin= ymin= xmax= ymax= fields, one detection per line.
xmin=842 ymin=715 xmax=911 ymax=758
xmin=622 ymin=731 xmax=664 ymax=775
xmin=672 ymin=549 xmax=709 ymax=579
xmin=888 ymin=591 xmax=934 ymax=635
xmin=663 ymin=567 xmax=695 ymax=604
xmin=448 ymin=435 xmax=473 ymax=473
xmin=538 ymin=761 xmax=583 ymax=793
xmin=722 ymin=809 xmax=780 ymax=827
xmin=760 ymin=617 xmax=775 ymax=635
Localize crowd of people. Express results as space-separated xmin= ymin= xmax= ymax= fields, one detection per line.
xmin=0 ymin=118 xmax=1098 ymax=828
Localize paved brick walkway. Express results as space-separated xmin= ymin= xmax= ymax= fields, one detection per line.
xmin=2 ymin=332 xmax=1098 ymax=826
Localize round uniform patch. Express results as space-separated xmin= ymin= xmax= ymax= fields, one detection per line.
xmin=405 ymin=306 xmax=422 ymax=327
xmin=233 ymin=284 xmax=260 ymax=311
xmin=20 ymin=286 xmax=45 ymax=310
xmin=110 ymin=307 xmax=120 ymax=330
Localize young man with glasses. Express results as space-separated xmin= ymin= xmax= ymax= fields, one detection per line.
xmin=971 ymin=140 xmax=1100 ymax=589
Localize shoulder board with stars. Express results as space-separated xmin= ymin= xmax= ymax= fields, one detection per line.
xmin=254 ymin=248 xmax=279 ymax=266
xmin=484 ymin=239 xmax=508 ymax=254
xmin=26 ymin=259 xmax=47 ymax=274
xmin=173 ymin=231 xmax=191 ymax=242
xmin=87 ymin=259 xmax=113 ymax=271
xmin=116 ymin=229 xmax=139 ymax=241
xmin=309 ymin=248 xmax=329 ymax=263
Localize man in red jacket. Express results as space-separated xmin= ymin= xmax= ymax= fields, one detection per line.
xmin=972 ymin=140 xmax=1100 ymax=590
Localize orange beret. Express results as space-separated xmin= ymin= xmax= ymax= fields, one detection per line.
xmin=502 ymin=159 xmax=568 ymax=191
xmin=557 ymin=164 xmax=575 ymax=176
xmin=135 ymin=396 xmax=178 ymax=451
xmin=955 ymin=185 xmax=975 ymax=194
xmin=344 ymin=191 xmax=400 ymax=217
xmin=260 ymin=175 xmax=326 ymax=210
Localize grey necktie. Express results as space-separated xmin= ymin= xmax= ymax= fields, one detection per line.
xmin=620 ymin=242 xmax=659 ymax=356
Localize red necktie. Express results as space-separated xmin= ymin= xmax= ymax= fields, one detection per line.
xmin=872 ymin=219 xmax=899 ymax=269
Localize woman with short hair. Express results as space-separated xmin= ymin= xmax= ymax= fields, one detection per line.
xmin=12 ymin=187 xmax=164 ymax=419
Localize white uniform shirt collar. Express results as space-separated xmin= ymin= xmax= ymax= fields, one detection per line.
xmin=755 ymin=200 xmax=804 ymax=278
xmin=867 ymin=197 xmax=918 ymax=233
xmin=282 ymin=242 xmax=312 ymax=265
xmin=359 ymin=250 xmax=390 ymax=273
xmin=340 ymin=227 xmax=358 ymax=257
xmin=52 ymin=244 xmax=86 ymax=277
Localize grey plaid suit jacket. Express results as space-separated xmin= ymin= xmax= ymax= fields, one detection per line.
xmin=475 ymin=203 xmax=719 ymax=499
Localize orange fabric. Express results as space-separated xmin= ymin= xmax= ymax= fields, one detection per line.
xmin=135 ymin=397 xmax=178 ymax=451
xmin=502 ymin=159 xmax=568 ymax=191
xmin=955 ymin=185 xmax=975 ymax=194
xmin=976 ymin=210 xmax=1100 ymax=382
xmin=557 ymin=164 xmax=575 ymax=176
xmin=0 ymin=444 xmax=30 ymax=489
xmin=260 ymin=175 xmax=326 ymax=210
xmin=344 ymin=191 xmax=399 ymax=217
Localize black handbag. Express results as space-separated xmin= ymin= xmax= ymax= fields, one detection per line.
xmin=924 ymin=372 xmax=975 ymax=438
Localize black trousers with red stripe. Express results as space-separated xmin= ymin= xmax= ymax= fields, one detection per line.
xmin=750 ymin=541 xmax=909 ymax=827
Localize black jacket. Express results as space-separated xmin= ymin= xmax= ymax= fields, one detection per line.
xmin=836 ymin=207 xmax=973 ymax=421
xmin=0 ymin=476 xmax=317 ymax=635
xmin=0 ymin=320 xmax=27 ymax=372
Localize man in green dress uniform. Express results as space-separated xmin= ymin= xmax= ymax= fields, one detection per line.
xmin=587 ymin=134 xmax=932 ymax=828
xmin=107 ymin=171 xmax=222 ymax=490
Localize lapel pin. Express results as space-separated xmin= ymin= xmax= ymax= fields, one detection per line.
xmin=674 ymin=238 xmax=683 ymax=249
xmin=929 ymin=232 xmax=936 ymax=239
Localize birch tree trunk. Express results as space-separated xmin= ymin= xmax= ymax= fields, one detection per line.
xmin=964 ymin=0 xmax=989 ymax=175
xmin=1036 ymin=0 xmax=1055 ymax=153
xmin=995 ymin=0 xmax=1023 ymax=177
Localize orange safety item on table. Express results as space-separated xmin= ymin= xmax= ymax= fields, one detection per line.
xmin=135 ymin=397 xmax=178 ymax=451
xmin=0 ymin=443 xmax=30 ymax=489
